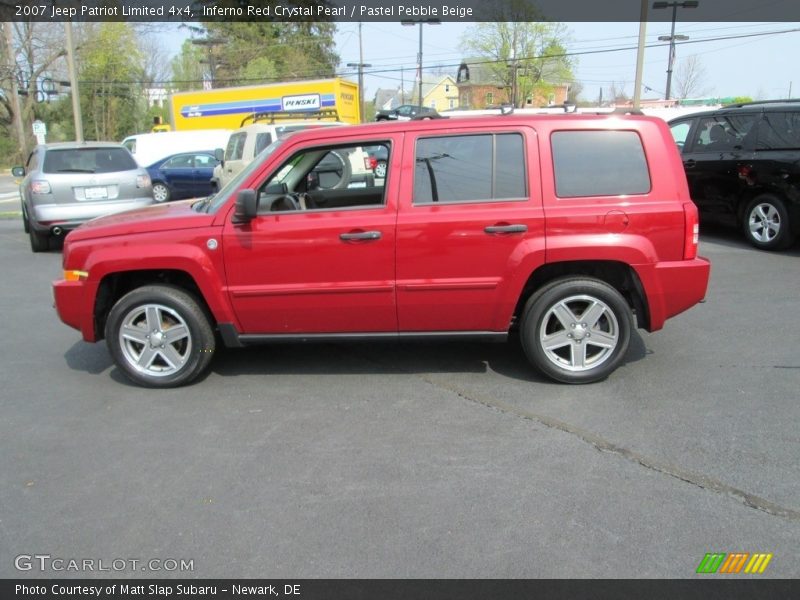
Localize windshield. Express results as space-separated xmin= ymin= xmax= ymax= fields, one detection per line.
xmin=202 ymin=138 xmax=285 ymax=213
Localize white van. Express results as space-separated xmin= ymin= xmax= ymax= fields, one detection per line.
xmin=121 ymin=130 xmax=231 ymax=167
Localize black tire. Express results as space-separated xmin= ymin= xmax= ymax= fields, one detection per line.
xmin=520 ymin=278 xmax=633 ymax=384
xmin=374 ymin=160 xmax=387 ymax=179
xmin=29 ymin=224 xmax=50 ymax=252
xmin=105 ymin=285 xmax=215 ymax=388
xmin=152 ymin=182 xmax=171 ymax=203
xmin=22 ymin=203 xmax=29 ymax=233
xmin=743 ymin=195 xmax=795 ymax=250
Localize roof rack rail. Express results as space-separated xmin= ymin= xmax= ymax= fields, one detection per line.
xmin=240 ymin=109 xmax=341 ymax=127
xmin=586 ymin=108 xmax=644 ymax=116
xmin=724 ymin=98 xmax=800 ymax=108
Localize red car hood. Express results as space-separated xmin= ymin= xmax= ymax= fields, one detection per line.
xmin=67 ymin=199 xmax=217 ymax=241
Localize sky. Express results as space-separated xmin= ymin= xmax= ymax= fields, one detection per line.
xmin=333 ymin=21 xmax=800 ymax=103
xmin=160 ymin=21 xmax=800 ymax=104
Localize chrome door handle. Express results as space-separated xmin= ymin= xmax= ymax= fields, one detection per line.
xmin=484 ymin=224 xmax=528 ymax=234
xmin=339 ymin=231 xmax=382 ymax=241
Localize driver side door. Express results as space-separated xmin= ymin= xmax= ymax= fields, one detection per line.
xmin=222 ymin=136 xmax=401 ymax=335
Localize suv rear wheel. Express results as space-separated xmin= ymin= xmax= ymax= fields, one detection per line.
xmin=105 ymin=285 xmax=215 ymax=388
xmin=520 ymin=278 xmax=633 ymax=384
xmin=743 ymin=195 xmax=795 ymax=250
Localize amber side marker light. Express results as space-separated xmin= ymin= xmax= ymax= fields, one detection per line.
xmin=63 ymin=270 xmax=88 ymax=281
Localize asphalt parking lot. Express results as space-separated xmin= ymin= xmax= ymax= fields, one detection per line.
xmin=0 ymin=217 xmax=798 ymax=579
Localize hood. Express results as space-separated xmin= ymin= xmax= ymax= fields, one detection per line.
xmin=67 ymin=199 xmax=217 ymax=242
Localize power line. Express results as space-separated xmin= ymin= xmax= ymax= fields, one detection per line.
xmin=67 ymin=26 xmax=800 ymax=90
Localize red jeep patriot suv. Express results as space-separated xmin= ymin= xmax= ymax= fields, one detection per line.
xmin=54 ymin=114 xmax=710 ymax=387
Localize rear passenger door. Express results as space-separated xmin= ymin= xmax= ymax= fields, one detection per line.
xmin=395 ymin=127 xmax=545 ymax=332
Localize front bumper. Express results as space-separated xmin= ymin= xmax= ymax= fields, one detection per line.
xmin=53 ymin=278 xmax=98 ymax=342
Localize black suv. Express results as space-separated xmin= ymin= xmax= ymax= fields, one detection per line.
xmin=375 ymin=104 xmax=441 ymax=121
xmin=669 ymin=100 xmax=800 ymax=250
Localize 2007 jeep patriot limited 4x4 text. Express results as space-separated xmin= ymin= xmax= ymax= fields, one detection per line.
xmin=54 ymin=114 xmax=710 ymax=387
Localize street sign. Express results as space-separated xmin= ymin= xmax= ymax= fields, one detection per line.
xmin=32 ymin=120 xmax=46 ymax=135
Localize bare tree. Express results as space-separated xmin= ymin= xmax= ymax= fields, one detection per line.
xmin=674 ymin=55 xmax=712 ymax=100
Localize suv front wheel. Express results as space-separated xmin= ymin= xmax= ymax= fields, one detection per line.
xmin=520 ymin=278 xmax=633 ymax=384
xmin=105 ymin=285 xmax=215 ymax=388
xmin=743 ymin=195 xmax=795 ymax=250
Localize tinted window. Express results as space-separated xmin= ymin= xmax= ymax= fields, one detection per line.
xmin=756 ymin=111 xmax=800 ymax=150
xmin=413 ymin=133 xmax=526 ymax=204
xmin=43 ymin=147 xmax=138 ymax=174
xmin=226 ymin=133 xmax=246 ymax=161
xmin=551 ymin=131 xmax=650 ymax=197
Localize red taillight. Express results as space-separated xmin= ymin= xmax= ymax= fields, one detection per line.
xmin=31 ymin=180 xmax=51 ymax=194
xmin=683 ymin=202 xmax=699 ymax=260
xmin=368 ymin=157 xmax=377 ymax=170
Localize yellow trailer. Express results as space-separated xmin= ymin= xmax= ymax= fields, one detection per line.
xmin=169 ymin=78 xmax=360 ymax=130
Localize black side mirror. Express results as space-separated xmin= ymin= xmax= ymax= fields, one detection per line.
xmin=232 ymin=189 xmax=257 ymax=224
xmin=214 ymin=148 xmax=224 ymax=166
xmin=11 ymin=166 xmax=25 ymax=177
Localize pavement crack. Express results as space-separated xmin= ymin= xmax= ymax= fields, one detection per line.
xmin=419 ymin=373 xmax=800 ymax=522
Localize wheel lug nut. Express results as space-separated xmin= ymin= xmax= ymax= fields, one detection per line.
xmin=571 ymin=323 xmax=576 ymax=328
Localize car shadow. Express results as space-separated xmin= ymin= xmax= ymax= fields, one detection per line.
xmin=62 ymin=329 xmax=649 ymax=387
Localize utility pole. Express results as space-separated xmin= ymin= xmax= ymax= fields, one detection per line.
xmin=64 ymin=21 xmax=83 ymax=142
xmin=346 ymin=22 xmax=371 ymax=123
xmin=2 ymin=22 xmax=28 ymax=159
xmin=633 ymin=0 xmax=648 ymax=109
xmin=402 ymin=19 xmax=439 ymax=109
xmin=653 ymin=1 xmax=699 ymax=101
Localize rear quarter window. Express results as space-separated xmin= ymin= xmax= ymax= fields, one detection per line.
xmin=551 ymin=130 xmax=651 ymax=198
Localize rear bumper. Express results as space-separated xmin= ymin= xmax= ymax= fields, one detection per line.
xmin=53 ymin=279 xmax=98 ymax=342
xmin=638 ymin=257 xmax=711 ymax=331
xmin=31 ymin=197 xmax=154 ymax=231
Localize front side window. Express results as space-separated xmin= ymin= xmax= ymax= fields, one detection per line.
xmin=689 ymin=114 xmax=756 ymax=152
xmin=226 ymin=133 xmax=246 ymax=161
xmin=551 ymin=130 xmax=650 ymax=198
xmin=669 ymin=120 xmax=693 ymax=150
xmin=254 ymin=132 xmax=273 ymax=155
xmin=413 ymin=133 xmax=526 ymax=204
xmin=255 ymin=142 xmax=390 ymax=214
xmin=162 ymin=154 xmax=194 ymax=169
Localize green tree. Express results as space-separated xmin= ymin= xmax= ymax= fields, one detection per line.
xmin=170 ymin=39 xmax=206 ymax=92
xmin=460 ymin=21 xmax=575 ymax=108
xmin=183 ymin=21 xmax=339 ymax=88
xmin=79 ymin=23 xmax=146 ymax=141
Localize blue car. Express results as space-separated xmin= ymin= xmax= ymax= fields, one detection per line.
xmin=146 ymin=151 xmax=220 ymax=202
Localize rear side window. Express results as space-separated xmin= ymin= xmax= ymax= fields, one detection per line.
xmin=413 ymin=133 xmax=526 ymax=204
xmin=43 ymin=147 xmax=138 ymax=174
xmin=551 ymin=131 xmax=650 ymax=198
xmin=756 ymin=111 xmax=800 ymax=150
